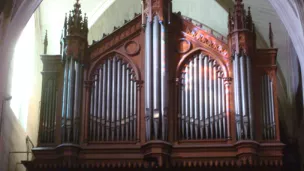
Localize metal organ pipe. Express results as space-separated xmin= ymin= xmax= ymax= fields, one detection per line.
xmin=106 ymin=59 xmax=112 ymax=141
xmin=160 ymin=23 xmax=168 ymax=140
xmin=130 ymin=74 xmax=134 ymax=140
xmin=246 ymin=57 xmax=254 ymax=139
xmin=121 ymin=64 xmax=126 ymax=141
xmin=126 ymin=66 xmax=130 ymax=141
xmin=235 ymin=55 xmax=242 ymax=140
xmin=111 ymin=58 xmax=117 ymax=141
xmin=189 ymin=61 xmax=194 ymax=139
xmin=116 ymin=60 xmax=122 ymax=141
xmin=93 ymin=73 xmax=98 ymax=141
xmin=222 ymin=74 xmax=226 ymax=138
xmin=97 ymin=67 xmax=102 ymax=141
xmin=265 ymin=76 xmax=270 ymax=139
xmin=61 ymin=58 xmax=69 ymax=141
xmin=101 ymin=62 xmax=107 ymax=141
xmin=179 ymin=55 xmax=228 ymax=140
xmin=153 ymin=16 xmax=160 ymax=139
xmin=267 ymin=76 xmax=273 ymax=138
xmin=217 ymin=70 xmax=222 ymax=138
xmin=133 ymin=79 xmax=137 ymax=141
xmin=203 ymin=57 xmax=209 ymax=139
xmin=87 ymin=58 xmax=138 ymax=142
xmin=240 ymin=55 xmax=249 ymax=139
xmin=270 ymin=80 xmax=275 ymax=139
xmin=194 ymin=57 xmax=199 ymax=139
xmin=181 ymin=73 xmax=185 ymax=139
xmin=185 ymin=67 xmax=190 ymax=139
xmin=209 ymin=60 xmax=214 ymax=138
xmin=145 ymin=19 xmax=152 ymax=141
xmin=198 ymin=54 xmax=204 ymax=139
xmin=213 ymin=63 xmax=218 ymax=139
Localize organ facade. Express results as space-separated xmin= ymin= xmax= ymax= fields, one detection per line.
xmin=23 ymin=0 xmax=284 ymax=170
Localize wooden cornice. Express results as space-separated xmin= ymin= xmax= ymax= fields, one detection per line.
xmin=88 ymin=15 xmax=142 ymax=60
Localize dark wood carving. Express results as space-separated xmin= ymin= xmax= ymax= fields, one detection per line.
xmin=23 ymin=0 xmax=284 ymax=170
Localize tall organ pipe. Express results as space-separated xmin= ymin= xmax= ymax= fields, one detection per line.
xmin=106 ymin=59 xmax=112 ymax=141
xmin=101 ymin=62 xmax=107 ymax=141
xmin=62 ymin=58 xmax=70 ymax=141
xmin=241 ymin=55 xmax=248 ymax=139
xmin=130 ymin=74 xmax=134 ymax=140
xmin=145 ymin=19 xmax=152 ymax=141
xmin=246 ymin=57 xmax=254 ymax=139
xmin=222 ymin=74 xmax=226 ymax=138
xmin=209 ymin=60 xmax=214 ymax=138
xmin=89 ymin=80 xmax=94 ymax=140
xmin=133 ymin=80 xmax=137 ymax=140
xmin=116 ymin=60 xmax=122 ymax=141
xmin=213 ymin=63 xmax=218 ymax=139
xmin=217 ymin=71 xmax=222 ymax=138
xmin=189 ymin=61 xmax=194 ymax=139
xmin=121 ymin=64 xmax=126 ymax=140
xmin=126 ymin=66 xmax=130 ymax=141
xmin=93 ymin=73 xmax=98 ymax=141
xmin=73 ymin=63 xmax=80 ymax=141
xmin=267 ymin=76 xmax=273 ymax=138
xmin=153 ymin=16 xmax=160 ymax=139
xmin=185 ymin=67 xmax=190 ymax=139
xmin=67 ymin=58 xmax=75 ymax=142
xmin=160 ymin=23 xmax=168 ymax=140
xmin=194 ymin=57 xmax=199 ymax=139
xmin=199 ymin=54 xmax=204 ymax=139
xmin=181 ymin=73 xmax=185 ymax=139
xmin=204 ymin=57 xmax=209 ymax=138
xmin=270 ymin=80 xmax=275 ymax=139
xmin=111 ymin=58 xmax=117 ymax=141
xmin=264 ymin=76 xmax=270 ymax=139
xmin=235 ymin=55 xmax=243 ymax=139
xmin=97 ymin=67 xmax=102 ymax=141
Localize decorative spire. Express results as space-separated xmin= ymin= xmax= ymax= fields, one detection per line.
xmin=65 ymin=0 xmax=88 ymax=38
xmin=228 ymin=8 xmax=232 ymax=32
xmin=43 ymin=30 xmax=48 ymax=54
xmin=269 ymin=22 xmax=274 ymax=48
xmin=246 ymin=7 xmax=253 ymax=30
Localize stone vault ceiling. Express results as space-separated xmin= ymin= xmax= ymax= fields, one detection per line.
xmin=37 ymin=0 xmax=292 ymax=99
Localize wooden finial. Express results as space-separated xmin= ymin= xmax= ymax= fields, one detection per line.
xmin=269 ymin=22 xmax=274 ymax=48
xmin=43 ymin=30 xmax=48 ymax=54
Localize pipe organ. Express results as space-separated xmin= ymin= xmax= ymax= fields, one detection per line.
xmin=23 ymin=0 xmax=285 ymax=170
xmin=260 ymin=74 xmax=276 ymax=140
xmin=233 ymin=54 xmax=254 ymax=140
xmin=178 ymin=53 xmax=227 ymax=140
xmin=88 ymin=57 xmax=138 ymax=142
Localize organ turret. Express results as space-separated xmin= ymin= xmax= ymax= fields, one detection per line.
xmin=23 ymin=0 xmax=284 ymax=170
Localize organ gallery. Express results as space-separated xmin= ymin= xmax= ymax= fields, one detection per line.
xmin=22 ymin=0 xmax=284 ymax=170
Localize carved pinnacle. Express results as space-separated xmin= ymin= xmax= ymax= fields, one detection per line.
xmin=43 ymin=30 xmax=48 ymax=54
xmin=269 ymin=22 xmax=274 ymax=48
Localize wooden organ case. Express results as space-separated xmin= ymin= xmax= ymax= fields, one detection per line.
xmin=23 ymin=0 xmax=284 ymax=170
